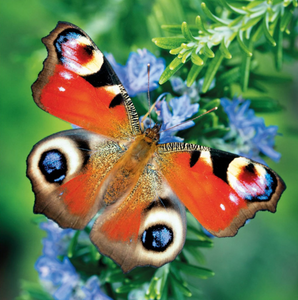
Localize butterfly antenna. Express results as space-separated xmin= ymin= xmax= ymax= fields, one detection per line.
xmin=160 ymin=106 xmax=218 ymax=133
xmin=140 ymin=93 xmax=167 ymax=126
xmin=147 ymin=64 xmax=152 ymax=127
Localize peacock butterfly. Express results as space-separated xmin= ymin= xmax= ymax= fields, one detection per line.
xmin=27 ymin=22 xmax=286 ymax=273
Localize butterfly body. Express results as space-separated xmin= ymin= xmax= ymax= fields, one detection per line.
xmin=100 ymin=130 xmax=158 ymax=205
xmin=27 ymin=22 xmax=286 ymax=273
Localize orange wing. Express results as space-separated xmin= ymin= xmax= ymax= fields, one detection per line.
xmin=90 ymin=165 xmax=186 ymax=273
xmin=32 ymin=22 xmax=140 ymax=139
xmin=156 ymin=142 xmax=286 ymax=237
xmin=27 ymin=129 xmax=126 ymax=229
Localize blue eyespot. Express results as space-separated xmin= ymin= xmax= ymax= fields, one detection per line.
xmin=142 ymin=225 xmax=173 ymax=252
xmin=39 ymin=150 xmax=67 ymax=184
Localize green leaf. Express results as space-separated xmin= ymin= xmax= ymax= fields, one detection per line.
xmin=202 ymin=111 xmax=219 ymax=127
xmin=161 ymin=24 xmax=198 ymax=35
xmin=185 ymin=239 xmax=213 ymax=248
xmin=182 ymin=22 xmax=196 ymax=41
xmin=169 ymin=56 xmax=184 ymax=69
xmin=262 ymin=14 xmax=276 ymax=46
xmin=195 ymin=15 xmax=212 ymax=35
xmin=89 ymin=244 xmax=101 ymax=262
xmin=251 ymin=72 xmax=292 ymax=83
xmin=191 ymin=51 xmax=204 ymax=66
xmin=202 ymin=50 xmax=224 ymax=93
xmin=240 ymin=55 xmax=251 ymax=92
xmin=152 ymin=37 xmax=187 ymax=50
xmin=280 ymin=7 xmax=293 ymax=31
xmin=116 ymin=284 xmax=140 ymax=294
xmin=240 ymin=38 xmax=253 ymax=92
xmin=201 ymin=2 xmax=229 ymax=25
xmin=67 ymin=230 xmax=80 ymax=258
xmin=182 ymin=247 xmax=206 ymax=265
xmin=219 ymin=0 xmax=247 ymax=14
xmin=249 ymin=79 xmax=268 ymax=93
xmin=228 ymin=15 xmax=244 ymax=27
xmin=240 ymin=16 xmax=262 ymax=31
xmin=147 ymin=277 xmax=159 ymax=299
xmin=202 ymin=44 xmax=215 ymax=58
xmin=274 ymin=17 xmax=283 ymax=70
xmin=170 ymin=277 xmax=186 ymax=300
xmin=170 ymin=46 xmax=183 ymax=55
xmin=181 ymin=49 xmax=192 ymax=63
xmin=202 ymin=126 xmax=231 ymax=137
xmin=216 ymin=66 xmax=240 ymax=88
xmin=252 ymin=21 xmax=264 ymax=42
xmin=106 ymin=270 xmax=125 ymax=283
xmin=172 ymin=261 xmax=215 ymax=279
xmin=170 ymin=272 xmax=192 ymax=297
xmin=202 ymin=98 xmax=221 ymax=111
xmin=187 ymin=225 xmax=209 ymax=240
xmin=219 ymin=40 xmax=232 ymax=59
xmin=186 ymin=63 xmax=205 ymax=86
xmin=159 ymin=57 xmax=184 ymax=84
xmin=237 ymin=31 xmax=253 ymax=56
xmin=153 ymin=265 xmax=169 ymax=300
xmin=248 ymin=96 xmax=283 ymax=112
xmin=245 ymin=0 xmax=265 ymax=10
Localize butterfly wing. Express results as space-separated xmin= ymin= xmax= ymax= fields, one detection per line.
xmin=156 ymin=142 xmax=286 ymax=237
xmin=90 ymin=163 xmax=186 ymax=273
xmin=27 ymin=129 xmax=127 ymax=229
xmin=32 ymin=22 xmax=140 ymax=139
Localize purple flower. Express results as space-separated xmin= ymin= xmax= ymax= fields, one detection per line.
xmin=106 ymin=49 xmax=165 ymax=97
xmin=252 ymin=124 xmax=281 ymax=162
xmin=157 ymin=94 xmax=199 ymax=143
xmin=36 ymin=220 xmax=110 ymax=300
xmin=128 ymin=283 xmax=150 ymax=300
xmin=40 ymin=220 xmax=74 ymax=257
xmin=220 ymin=97 xmax=281 ymax=163
xmin=140 ymin=94 xmax=199 ymax=143
xmin=77 ymin=276 xmax=112 ymax=300
xmin=171 ymin=77 xmax=199 ymax=100
xmin=35 ymin=256 xmax=79 ymax=300
xmin=170 ymin=76 xmax=215 ymax=100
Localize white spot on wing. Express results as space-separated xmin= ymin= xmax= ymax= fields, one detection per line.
xmin=104 ymin=85 xmax=121 ymax=95
xmin=200 ymin=151 xmax=212 ymax=166
xmin=229 ymin=193 xmax=239 ymax=204
xmin=69 ymin=39 xmax=77 ymax=47
xmin=60 ymin=71 xmax=73 ymax=80
xmin=65 ymin=49 xmax=73 ymax=56
xmin=220 ymin=204 xmax=225 ymax=211
xmin=58 ymin=87 xmax=65 ymax=92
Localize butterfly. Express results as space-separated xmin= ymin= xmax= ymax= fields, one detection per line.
xmin=27 ymin=21 xmax=286 ymax=273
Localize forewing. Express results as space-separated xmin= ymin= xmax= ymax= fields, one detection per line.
xmin=32 ymin=22 xmax=140 ymax=139
xmin=156 ymin=142 xmax=286 ymax=237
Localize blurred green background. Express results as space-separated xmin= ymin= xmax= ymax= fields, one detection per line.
xmin=1 ymin=0 xmax=298 ymax=299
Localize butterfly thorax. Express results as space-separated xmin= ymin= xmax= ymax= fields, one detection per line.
xmin=144 ymin=124 xmax=161 ymax=144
